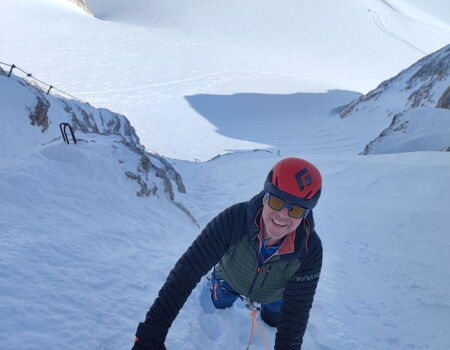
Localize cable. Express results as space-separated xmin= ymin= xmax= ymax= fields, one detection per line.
xmin=0 ymin=60 xmax=87 ymax=103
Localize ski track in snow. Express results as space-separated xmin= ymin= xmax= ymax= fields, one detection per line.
xmin=379 ymin=0 xmax=399 ymax=12
xmin=371 ymin=11 xmax=427 ymax=55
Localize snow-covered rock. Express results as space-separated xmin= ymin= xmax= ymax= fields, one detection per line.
xmin=66 ymin=0 xmax=91 ymax=14
xmin=362 ymin=107 xmax=450 ymax=154
xmin=340 ymin=44 xmax=450 ymax=154
xmin=0 ymin=66 xmax=195 ymax=223
xmin=437 ymin=86 xmax=450 ymax=109
xmin=341 ymin=44 xmax=450 ymax=118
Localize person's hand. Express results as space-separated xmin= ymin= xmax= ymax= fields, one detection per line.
xmin=131 ymin=339 xmax=166 ymax=350
xmin=132 ymin=322 xmax=168 ymax=350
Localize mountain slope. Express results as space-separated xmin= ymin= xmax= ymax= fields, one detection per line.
xmin=340 ymin=45 xmax=450 ymax=154
xmin=0 ymin=66 xmax=191 ymax=214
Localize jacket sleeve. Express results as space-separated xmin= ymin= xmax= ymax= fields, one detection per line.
xmin=135 ymin=203 xmax=245 ymax=345
xmin=274 ymin=233 xmax=323 ymax=350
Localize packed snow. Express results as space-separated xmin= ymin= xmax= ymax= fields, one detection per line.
xmin=1 ymin=1 xmax=450 ymax=350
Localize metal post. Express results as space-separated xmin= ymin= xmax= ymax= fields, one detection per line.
xmin=66 ymin=124 xmax=77 ymax=144
xmin=7 ymin=64 xmax=15 ymax=77
xmin=60 ymin=123 xmax=69 ymax=144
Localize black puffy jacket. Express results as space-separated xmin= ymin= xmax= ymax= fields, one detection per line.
xmin=134 ymin=192 xmax=322 ymax=349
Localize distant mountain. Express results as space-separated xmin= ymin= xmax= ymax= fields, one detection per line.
xmin=340 ymin=44 xmax=450 ymax=154
xmin=0 ymin=66 xmax=196 ymax=223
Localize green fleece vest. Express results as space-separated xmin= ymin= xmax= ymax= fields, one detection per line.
xmin=219 ymin=224 xmax=309 ymax=303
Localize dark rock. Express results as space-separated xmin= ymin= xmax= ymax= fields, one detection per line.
xmin=361 ymin=112 xmax=408 ymax=154
xmin=437 ymin=86 xmax=450 ymax=110
xmin=28 ymin=96 xmax=50 ymax=132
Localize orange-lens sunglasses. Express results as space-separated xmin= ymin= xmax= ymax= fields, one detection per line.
xmin=265 ymin=193 xmax=309 ymax=218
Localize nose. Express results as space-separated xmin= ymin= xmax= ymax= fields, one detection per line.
xmin=278 ymin=206 xmax=290 ymax=218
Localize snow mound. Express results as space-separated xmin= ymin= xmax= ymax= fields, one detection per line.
xmin=362 ymin=107 xmax=450 ymax=154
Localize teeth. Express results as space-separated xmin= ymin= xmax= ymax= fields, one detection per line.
xmin=272 ymin=218 xmax=287 ymax=227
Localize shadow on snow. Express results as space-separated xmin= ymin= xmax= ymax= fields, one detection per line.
xmin=184 ymin=90 xmax=362 ymax=151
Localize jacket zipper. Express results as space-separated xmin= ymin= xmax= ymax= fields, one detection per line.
xmin=259 ymin=264 xmax=272 ymax=288
xmin=245 ymin=236 xmax=263 ymax=298
xmin=247 ymin=265 xmax=262 ymax=297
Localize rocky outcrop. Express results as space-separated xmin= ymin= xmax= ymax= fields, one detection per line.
xmin=339 ymin=45 xmax=450 ymax=155
xmin=341 ymin=45 xmax=450 ymax=118
xmin=61 ymin=100 xmax=195 ymax=224
xmin=28 ymin=96 xmax=50 ymax=132
xmin=361 ymin=107 xmax=450 ymax=154
xmin=405 ymin=48 xmax=450 ymax=108
xmin=361 ymin=113 xmax=408 ymax=155
xmin=5 ymin=66 xmax=197 ymax=226
xmin=437 ymin=86 xmax=450 ymax=110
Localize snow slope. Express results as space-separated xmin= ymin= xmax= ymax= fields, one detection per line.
xmin=2 ymin=67 xmax=450 ymax=350
xmin=0 ymin=67 xmax=197 ymax=350
xmin=2 ymin=81 xmax=450 ymax=349
xmin=1 ymin=1 xmax=450 ymax=350
xmin=1 ymin=0 xmax=449 ymax=159
xmin=403 ymin=0 xmax=450 ymax=23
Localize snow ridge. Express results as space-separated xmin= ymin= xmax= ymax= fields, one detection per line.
xmin=0 ymin=66 xmax=196 ymax=224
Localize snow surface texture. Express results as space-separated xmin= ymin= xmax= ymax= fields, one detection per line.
xmin=1 ymin=1 xmax=450 ymax=350
xmin=1 ymin=0 xmax=450 ymax=159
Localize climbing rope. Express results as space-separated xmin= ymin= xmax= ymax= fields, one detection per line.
xmin=244 ymin=298 xmax=271 ymax=350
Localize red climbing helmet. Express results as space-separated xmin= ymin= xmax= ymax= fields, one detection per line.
xmin=264 ymin=157 xmax=322 ymax=209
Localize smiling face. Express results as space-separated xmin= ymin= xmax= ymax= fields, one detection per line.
xmin=261 ymin=196 xmax=303 ymax=244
